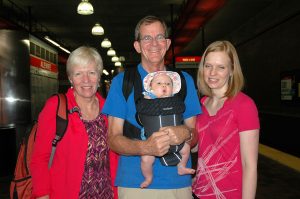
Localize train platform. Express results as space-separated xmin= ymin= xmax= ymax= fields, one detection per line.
xmin=1 ymin=144 xmax=300 ymax=198
xmin=256 ymin=144 xmax=300 ymax=199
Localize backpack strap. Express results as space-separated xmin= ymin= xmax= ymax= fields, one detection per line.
xmin=122 ymin=67 xmax=136 ymax=101
xmin=48 ymin=93 xmax=68 ymax=168
xmin=122 ymin=67 xmax=144 ymax=139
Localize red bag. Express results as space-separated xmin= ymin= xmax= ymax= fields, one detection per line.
xmin=10 ymin=123 xmax=37 ymax=199
xmin=10 ymin=94 xmax=68 ymax=199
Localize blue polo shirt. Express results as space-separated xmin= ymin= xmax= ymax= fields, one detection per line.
xmin=102 ymin=64 xmax=201 ymax=189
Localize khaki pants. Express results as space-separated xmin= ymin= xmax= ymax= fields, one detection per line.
xmin=118 ymin=187 xmax=193 ymax=199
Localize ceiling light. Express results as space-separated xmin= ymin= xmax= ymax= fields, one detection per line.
xmin=77 ymin=0 xmax=94 ymax=15
xmin=101 ymin=38 xmax=111 ymax=48
xmin=103 ymin=69 xmax=109 ymax=76
xmin=107 ymin=48 xmax=116 ymax=56
xmin=44 ymin=36 xmax=70 ymax=54
xmin=119 ymin=56 xmax=125 ymax=62
xmin=115 ymin=61 xmax=122 ymax=67
xmin=111 ymin=56 xmax=119 ymax=62
xmin=44 ymin=36 xmax=60 ymax=47
xmin=59 ymin=46 xmax=71 ymax=54
xmin=91 ymin=23 xmax=104 ymax=35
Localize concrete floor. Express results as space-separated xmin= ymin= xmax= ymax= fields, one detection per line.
xmin=256 ymin=154 xmax=300 ymax=199
xmin=1 ymin=153 xmax=300 ymax=198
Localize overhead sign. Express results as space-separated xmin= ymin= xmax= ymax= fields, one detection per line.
xmin=175 ymin=56 xmax=201 ymax=63
xmin=175 ymin=56 xmax=201 ymax=69
xmin=30 ymin=55 xmax=58 ymax=73
xmin=30 ymin=55 xmax=58 ymax=78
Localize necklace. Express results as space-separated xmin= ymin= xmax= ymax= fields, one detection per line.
xmin=76 ymin=97 xmax=99 ymax=121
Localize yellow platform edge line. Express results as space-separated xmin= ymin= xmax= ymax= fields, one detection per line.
xmin=259 ymin=144 xmax=300 ymax=172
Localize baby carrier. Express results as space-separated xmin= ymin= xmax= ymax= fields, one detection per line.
xmin=122 ymin=67 xmax=187 ymax=166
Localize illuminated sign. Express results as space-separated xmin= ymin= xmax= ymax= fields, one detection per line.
xmin=175 ymin=56 xmax=201 ymax=63
xmin=30 ymin=56 xmax=58 ymax=73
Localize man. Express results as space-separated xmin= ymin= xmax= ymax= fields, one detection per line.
xmin=102 ymin=15 xmax=201 ymax=199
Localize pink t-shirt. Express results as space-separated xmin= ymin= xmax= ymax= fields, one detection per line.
xmin=192 ymin=92 xmax=260 ymax=198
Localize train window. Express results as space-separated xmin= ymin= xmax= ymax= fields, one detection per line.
xmin=54 ymin=54 xmax=57 ymax=64
xmin=36 ymin=45 xmax=41 ymax=57
xmin=30 ymin=42 xmax=35 ymax=54
xmin=50 ymin=52 xmax=54 ymax=63
xmin=41 ymin=48 xmax=45 ymax=60
xmin=46 ymin=50 xmax=50 ymax=61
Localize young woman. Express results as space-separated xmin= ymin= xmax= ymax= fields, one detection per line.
xmin=192 ymin=41 xmax=260 ymax=199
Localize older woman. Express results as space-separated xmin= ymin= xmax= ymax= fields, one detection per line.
xmin=30 ymin=46 xmax=116 ymax=199
xmin=192 ymin=41 xmax=260 ymax=199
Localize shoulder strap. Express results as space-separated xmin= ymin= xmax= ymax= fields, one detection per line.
xmin=122 ymin=67 xmax=144 ymax=139
xmin=122 ymin=67 xmax=143 ymax=102
xmin=48 ymin=93 xmax=68 ymax=168
xmin=122 ymin=67 xmax=136 ymax=101
xmin=176 ymin=70 xmax=187 ymax=101
xmin=166 ymin=66 xmax=187 ymax=101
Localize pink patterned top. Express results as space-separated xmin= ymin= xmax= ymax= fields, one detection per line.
xmin=79 ymin=113 xmax=113 ymax=199
xmin=192 ymin=92 xmax=259 ymax=198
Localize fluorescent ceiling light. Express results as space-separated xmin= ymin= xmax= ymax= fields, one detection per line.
xmin=44 ymin=36 xmax=70 ymax=54
xmin=59 ymin=46 xmax=70 ymax=54
xmin=103 ymin=69 xmax=109 ymax=75
xmin=45 ymin=36 xmax=60 ymax=47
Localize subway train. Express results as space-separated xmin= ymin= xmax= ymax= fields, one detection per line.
xmin=0 ymin=30 xmax=69 ymax=179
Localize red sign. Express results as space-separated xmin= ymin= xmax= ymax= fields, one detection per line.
xmin=30 ymin=56 xmax=58 ymax=73
xmin=175 ymin=56 xmax=201 ymax=63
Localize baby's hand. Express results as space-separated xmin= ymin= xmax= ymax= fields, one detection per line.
xmin=159 ymin=126 xmax=188 ymax=145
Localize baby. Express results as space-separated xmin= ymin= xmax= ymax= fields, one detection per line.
xmin=139 ymin=71 xmax=195 ymax=188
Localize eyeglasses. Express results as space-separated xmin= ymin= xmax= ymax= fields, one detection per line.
xmin=139 ymin=34 xmax=167 ymax=43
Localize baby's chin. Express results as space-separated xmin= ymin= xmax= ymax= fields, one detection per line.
xmin=157 ymin=94 xmax=171 ymax=98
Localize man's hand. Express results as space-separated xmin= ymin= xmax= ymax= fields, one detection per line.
xmin=145 ymin=131 xmax=170 ymax=156
xmin=160 ymin=125 xmax=190 ymax=145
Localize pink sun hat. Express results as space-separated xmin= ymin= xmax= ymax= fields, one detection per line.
xmin=143 ymin=71 xmax=181 ymax=95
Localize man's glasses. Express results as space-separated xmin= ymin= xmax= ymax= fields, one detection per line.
xmin=139 ymin=34 xmax=167 ymax=43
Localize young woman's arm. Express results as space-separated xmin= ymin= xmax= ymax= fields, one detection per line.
xmin=240 ymin=129 xmax=259 ymax=199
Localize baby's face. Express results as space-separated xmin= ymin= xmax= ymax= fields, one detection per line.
xmin=150 ymin=74 xmax=173 ymax=98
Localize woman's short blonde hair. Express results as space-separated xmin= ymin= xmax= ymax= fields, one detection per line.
xmin=66 ymin=46 xmax=103 ymax=77
xmin=197 ymin=40 xmax=244 ymax=98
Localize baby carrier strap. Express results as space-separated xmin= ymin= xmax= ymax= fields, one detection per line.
xmin=122 ymin=67 xmax=143 ymax=139
xmin=170 ymin=67 xmax=187 ymax=102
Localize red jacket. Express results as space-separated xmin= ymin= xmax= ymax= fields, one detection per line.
xmin=30 ymin=88 xmax=118 ymax=198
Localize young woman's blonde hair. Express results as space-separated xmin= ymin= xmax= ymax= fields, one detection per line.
xmin=197 ymin=40 xmax=244 ymax=98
